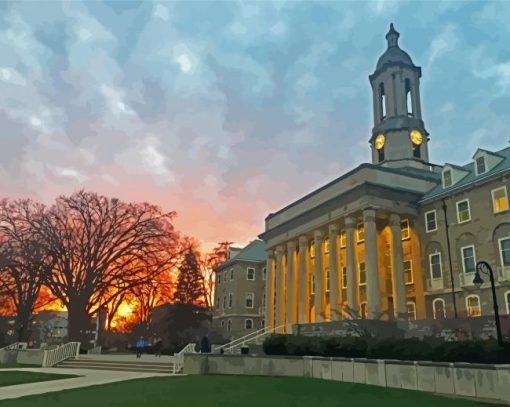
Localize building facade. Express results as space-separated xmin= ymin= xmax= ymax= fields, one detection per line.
xmin=259 ymin=24 xmax=510 ymax=332
xmin=212 ymin=240 xmax=267 ymax=340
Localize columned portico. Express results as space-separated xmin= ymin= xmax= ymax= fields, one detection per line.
xmin=389 ymin=213 xmax=407 ymax=319
xmin=265 ymin=252 xmax=275 ymax=329
xmin=298 ymin=235 xmax=309 ymax=324
xmin=345 ymin=217 xmax=358 ymax=317
xmin=314 ymin=230 xmax=325 ymax=322
xmin=329 ymin=224 xmax=340 ymax=320
xmin=363 ymin=208 xmax=381 ymax=319
xmin=275 ymin=246 xmax=285 ymax=328
xmin=286 ymin=241 xmax=297 ymax=330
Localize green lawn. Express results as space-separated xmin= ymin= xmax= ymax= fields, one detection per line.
xmin=0 ymin=371 xmax=78 ymax=387
xmin=0 ymin=375 xmax=503 ymax=407
xmin=0 ymin=363 xmax=39 ymax=369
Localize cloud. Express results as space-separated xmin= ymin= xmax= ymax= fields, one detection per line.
xmin=426 ymin=24 xmax=458 ymax=67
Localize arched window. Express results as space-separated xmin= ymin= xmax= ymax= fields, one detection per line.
xmin=360 ymin=302 xmax=368 ymax=319
xmin=405 ymin=78 xmax=413 ymax=117
xmin=379 ymin=83 xmax=386 ymax=120
xmin=432 ymin=298 xmax=446 ymax=319
xmin=466 ymin=295 xmax=481 ymax=317
xmin=505 ymin=291 xmax=510 ymax=314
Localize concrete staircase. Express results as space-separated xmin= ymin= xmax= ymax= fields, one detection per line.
xmin=57 ymin=356 xmax=178 ymax=374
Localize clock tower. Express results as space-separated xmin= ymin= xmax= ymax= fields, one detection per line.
xmin=369 ymin=24 xmax=430 ymax=168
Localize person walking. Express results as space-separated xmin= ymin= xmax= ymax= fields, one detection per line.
xmin=200 ymin=335 xmax=210 ymax=353
xmin=136 ymin=336 xmax=145 ymax=358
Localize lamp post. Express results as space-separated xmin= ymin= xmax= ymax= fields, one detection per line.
xmin=473 ymin=261 xmax=503 ymax=347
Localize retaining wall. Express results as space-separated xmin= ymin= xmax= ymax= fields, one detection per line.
xmin=183 ymin=353 xmax=510 ymax=405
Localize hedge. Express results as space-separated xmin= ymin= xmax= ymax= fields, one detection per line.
xmin=262 ymin=334 xmax=510 ymax=364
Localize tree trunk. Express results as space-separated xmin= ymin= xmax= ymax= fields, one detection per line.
xmin=15 ymin=307 xmax=32 ymax=343
xmin=67 ymin=301 xmax=92 ymax=350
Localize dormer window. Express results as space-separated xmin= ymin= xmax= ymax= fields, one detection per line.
xmin=443 ymin=170 xmax=452 ymax=188
xmin=476 ymin=156 xmax=486 ymax=175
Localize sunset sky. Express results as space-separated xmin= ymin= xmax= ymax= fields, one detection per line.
xmin=0 ymin=1 xmax=509 ymax=250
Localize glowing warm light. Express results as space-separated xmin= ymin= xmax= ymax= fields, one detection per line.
xmin=117 ymin=302 xmax=134 ymax=318
xmin=409 ymin=129 xmax=423 ymax=145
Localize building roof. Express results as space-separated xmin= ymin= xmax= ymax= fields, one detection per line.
xmin=421 ymin=146 xmax=510 ymax=203
xmin=215 ymin=239 xmax=266 ymax=272
xmin=376 ymin=23 xmax=415 ymax=71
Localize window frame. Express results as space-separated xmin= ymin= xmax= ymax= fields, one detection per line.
xmin=401 ymin=219 xmax=410 ymax=240
xmin=429 ymin=252 xmax=442 ymax=280
xmin=309 ymin=240 xmax=315 ymax=259
xmin=218 ymin=273 xmax=221 ymax=284
xmin=456 ymin=199 xmax=471 ymax=224
xmin=505 ymin=290 xmax=510 ymax=315
xmin=310 ymin=274 xmax=315 ymax=295
xmin=341 ymin=266 xmax=347 ymax=289
xmin=230 ymin=268 xmax=234 ymax=281
xmin=443 ymin=169 xmax=452 ymax=188
xmin=357 ymin=223 xmax=365 ymax=243
xmin=246 ymin=267 xmax=255 ymax=281
xmin=325 ymin=269 xmax=330 ymax=293
xmin=404 ymin=258 xmax=413 ymax=285
xmin=360 ymin=301 xmax=368 ymax=319
xmin=262 ymin=267 xmax=267 ymax=280
xmin=466 ymin=294 xmax=481 ymax=317
xmin=222 ymin=295 xmax=227 ymax=310
xmin=358 ymin=261 xmax=366 ymax=286
xmin=499 ymin=237 xmax=510 ymax=268
xmin=324 ymin=237 xmax=330 ymax=254
xmin=228 ymin=293 xmax=233 ymax=309
xmin=432 ymin=298 xmax=446 ymax=319
xmin=227 ymin=319 xmax=232 ymax=331
xmin=244 ymin=319 xmax=253 ymax=330
xmin=425 ymin=210 xmax=437 ymax=233
xmin=475 ymin=156 xmax=486 ymax=175
xmin=461 ymin=245 xmax=476 ymax=274
xmin=245 ymin=292 xmax=254 ymax=309
xmin=492 ymin=186 xmax=509 ymax=214
xmin=407 ymin=301 xmax=416 ymax=320
xmin=340 ymin=230 xmax=347 ymax=248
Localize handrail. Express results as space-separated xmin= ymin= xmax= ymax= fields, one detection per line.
xmin=172 ymin=342 xmax=197 ymax=374
xmin=215 ymin=324 xmax=286 ymax=354
xmin=42 ymin=342 xmax=81 ymax=367
xmin=0 ymin=342 xmax=28 ymax=351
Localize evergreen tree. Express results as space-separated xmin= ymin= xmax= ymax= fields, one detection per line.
xmin=173 ymin=249 xmax=205 ymax=305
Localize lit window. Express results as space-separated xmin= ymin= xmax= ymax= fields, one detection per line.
xmin=309 ymin=241 xmax=315 ymax=259
xmin=247 ymin=267 xmax=255 ymax=280
xmin=407 ymin=302 xmax=416 ymax=320
xmin=358 ymin=262 xmax=366 ymax=286
xmin=228 ymin=293 xmax=233 ymax=308
xmin=476 ymin=156 xmax=486 ymax=175
xmin=227 ymin=319 xmax=232 ymax=331
xmin=325 ymin=269 xmax=330 ymax=292
xmin=230 ymin=269 xmax=234 ymax=281
xmin=401 ymin=219 xmax=410 ymax=240
xmin=432 ymin=298 xmax=446 ymax=319
xmin=461 ymin=246 xmax=476 ymax=274
xmin=262 ymin=267 xmax=267 ymax=280
xmin=500 ymin=237 xmax=510 ymax=268
xmin=341 ymin=266 xmax=347 ymax=289
xmin=456 ymin=200 xmax=471 ymax=223
xmin=245 ymin=293 xmax=254 ymax=308
xmin=324 ymin=237 xmax=330 ymax=254
xmin=429 ymin=253 xmax=442 ymax=279
xmin=245 ymin=319 xmax=253 ymax=330
xmin=466 ymin=295 xmax=481 ymax=317
xmin=360 ymin=302 xmax=368 ymax=319
xmin=492 ymin=187 xmax=509 ymax=213
xmin=357 ymin=224 xmax=365 ymax=243
xmin=404 ymin=259 xmax=413 ymax=284
xmin=340 ymin=230 xmax=347 ymax=248
xmin=425 ymin=210 xmax=437 ymax=233
xmin=443 ymin=170 xmax=452 ymax=187
xmin=311 ymin=274 xmax=315 ymax=295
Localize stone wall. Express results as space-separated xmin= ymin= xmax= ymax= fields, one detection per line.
xmin=15 ymin=349 xmax=45 ymax=365
xmin=183 ymin=353 xmax=510 ymax=404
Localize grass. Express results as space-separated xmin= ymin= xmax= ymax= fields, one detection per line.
xmin=0 ymin=375 xmax=503 ymax=407
xmin=0 ymin=371 xmax=78 ymax=387
xmin=0 ymin=363 xmax=39 ymax=369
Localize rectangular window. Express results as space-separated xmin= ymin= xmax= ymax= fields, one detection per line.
xmin=222 ymin=295 xmax=226 ymax=309
xmin=325 ymin=269 xmax=330 ymax=292
xmin=500 ymin=237 xmax=510 ymax=268
xmin=228 ymin=293 xmax=233 ymax=308
xmin=461 ymin=245 xmax=476 ymax=274
xmin=262 ymin=267 xmax=267 ymax=280
xmin=245 ymin=319 xmax=253 ymax=329
xmin=309 ymin=241 xmax=315 ymax=259
xmin=425 ymin=210 xmax=437 ymax=232
xmin=443 ymin=170 xmax=452 ymax=187
xmin=230 ymin=269 xmax=234 ymax=281
xmin=245 ymin=293 xmax=254 ymax=308
xmin=357 ymin=224 xmax=365 ymax=243
xmin=247 ymin=267 xmax=255 ymax=280
xmin=311 ymin=275 xmax=315 ymax=295
xmin=218 ymin=274 xmax=221 ymax=284
xmin=407 ymin=302 xmax=416 ymax=320
xmin=476 ymin=156 xmax=486 ymax=175
xmin=216 ymin=297 xmax=220 ymax=309
xmin=340 ymin=230 xmax=347 ymax=248
xmin=492 ymin=186 xmax=509 ymax=213
xmin=324 ymin=238 xmax=330 ymax=254
xmin=429 ymin=253 xmax=442 ymax=280
xmin=342 ymin=266 xmax=347 ymax=289
xmin=404 ymin=259 xmax=413 ymax=284
xmin=456 ymin=199 xmax=471 ymax=223
xmin=358 ymin=262 xmax=366 ymax=286
xmin=466 ymin=296 xmax=481 ymax=317
xmin=401 ymin=219 xmax=410 ymax=240
xmin=262 ymin=293 xmax=266 ymax=312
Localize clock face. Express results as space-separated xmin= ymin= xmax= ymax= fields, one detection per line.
xmin=410 ymin=129 xmax=423 ymax=145
xmin=374 ymin=134 xmax=385 ymax=150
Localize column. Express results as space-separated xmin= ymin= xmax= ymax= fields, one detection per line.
xmin=345 ymin=217 xmax=357 ymax=317
xmin=364 ymin=208 xmax=381 ymax=319
xmin=274 ymin=245 xmax=285 ymax=330
xmin=298 ymin=235 xmax=309 ymax=324
xmin=329 ymin=224 xmax=340 ymax=321
xmin=314 ymin=230 xmax=324 ymax=322
xmin=286 ymin=241 xmax=296 ymax=331
xmin=265 ymin=252 xmax=275 ymax=329
xmin=390 ymin=214 xmax=407 ymax=319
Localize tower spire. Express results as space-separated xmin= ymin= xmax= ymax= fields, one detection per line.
xmin=385 ymin=23 xmax=400 ymax=48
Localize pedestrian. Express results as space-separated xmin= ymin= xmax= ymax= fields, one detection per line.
xmin=154 ymin=337 xmax=163 ymax=357
xmin=136 ymin=336 xmax=145 ymax=358
xmin=200 ymin=335 xmax=210 ymax=353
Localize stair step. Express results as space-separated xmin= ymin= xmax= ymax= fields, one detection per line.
xmin=63 ymin=359 xmax=175 ymax=368
xmin=56 ymin=363 xmax=176 ymax=373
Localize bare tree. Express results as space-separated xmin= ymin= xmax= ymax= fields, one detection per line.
xmin=199 ymin=241 xmax=231 ymax=309
xmin=29 ymin=191 xmax=180 ymax=344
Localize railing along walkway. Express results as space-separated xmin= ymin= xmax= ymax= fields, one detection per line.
xmin=42 ymin=342 xmax=81 ymax=367
xmin=215 ymin=325 xmax=285 ymax=354
xmin=173 ymin=343 xmax=197 ymax=374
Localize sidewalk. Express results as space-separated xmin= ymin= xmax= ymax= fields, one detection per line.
xmin=0 ymin=367 xmax=180 ymax=401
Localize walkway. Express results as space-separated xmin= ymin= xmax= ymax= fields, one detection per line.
xmin=0 ymin=367 xmax=180 ymax=401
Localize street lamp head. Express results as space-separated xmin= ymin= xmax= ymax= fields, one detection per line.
xmin=473 ymin=270 xmax=484 ymax=289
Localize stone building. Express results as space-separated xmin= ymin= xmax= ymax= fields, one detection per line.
xmin=259 ymin=24 xmax=510 ymax=332
xmin=212 ymin=240 xmax=266 ymax=340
